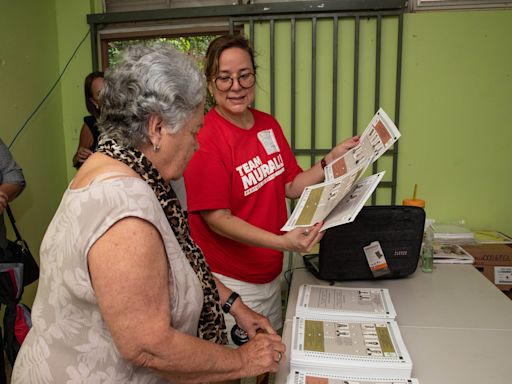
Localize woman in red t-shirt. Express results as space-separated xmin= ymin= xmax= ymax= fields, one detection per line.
xmin=184 ymin=34 xmax=359 ymax=348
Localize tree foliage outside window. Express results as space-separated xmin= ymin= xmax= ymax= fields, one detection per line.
xmin=107 ymin=35 xmax=219 ymax=111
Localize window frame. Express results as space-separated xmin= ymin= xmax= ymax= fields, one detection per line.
xmin=99 ymin=26 xmax=235 ymax=71
xmin=411 ymin=0 xmax=512 ymax=11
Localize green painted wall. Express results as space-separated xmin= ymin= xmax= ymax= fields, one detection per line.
xmin=1 ymin=4 xmax=511 ymax=309
xmin=56 ymin=0 xmax=94 ymax=181
xmin=398 ymin=10 xmax=512 ymax=235
xmin=55 ymin=0 xmax=102 ymax=181
xmin=0 ymin=0 xmax=67 ymax=304
xmin=0 ymin=0 xmax=99 ymax=306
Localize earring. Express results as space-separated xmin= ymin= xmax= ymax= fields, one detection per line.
xmin=153 ymin=144 xmax=160 ymax=153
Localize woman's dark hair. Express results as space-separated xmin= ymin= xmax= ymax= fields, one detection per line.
xmin=204 ymin=34 xmax=256 ymax=82
xmin=84 ymin=71 xmax=104 ymax=119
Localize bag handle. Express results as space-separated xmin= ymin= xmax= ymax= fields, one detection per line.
xmin=5 ymin=205 xmax=22 ymax=242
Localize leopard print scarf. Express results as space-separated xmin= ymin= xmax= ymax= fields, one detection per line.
xmin=97 ymin=138 xmax=227 ymax=344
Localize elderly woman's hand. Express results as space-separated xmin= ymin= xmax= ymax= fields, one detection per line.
xmin=280 ymin=222 xmax=324 ymax=253
xmin=231 ymin=299 xmax=276 ymax=339
xmin=238 ymin=332 xmax=286 ymax=376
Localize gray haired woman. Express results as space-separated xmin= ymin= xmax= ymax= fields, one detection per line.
xmin=12 ymin=44 xmax=285 ymax=383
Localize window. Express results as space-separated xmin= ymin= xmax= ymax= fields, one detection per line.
xmin=103 ymin=34 xmax=221 ymax=112
xmin=105 ymin=35 xmax=219 ymax=69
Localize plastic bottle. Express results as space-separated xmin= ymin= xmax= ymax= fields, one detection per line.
xmin=422 ymin=226 xmax=434 ymax=273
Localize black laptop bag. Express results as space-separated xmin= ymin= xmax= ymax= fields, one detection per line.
xmin=309 ymin=205 xmax=425 ymax=281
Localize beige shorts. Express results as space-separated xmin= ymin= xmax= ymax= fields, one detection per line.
xmin=214 ymin=272 xmax=283 ymax=346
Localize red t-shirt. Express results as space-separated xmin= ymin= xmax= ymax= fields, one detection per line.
xmin=184 ymin=108 xmax=302 ymax=283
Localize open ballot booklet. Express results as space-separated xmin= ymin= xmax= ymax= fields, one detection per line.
xmin=433 ymin=243 xmax=475 ymax=264
xmin=291 ymin=284 xmax=414 ymax=380
xmin=281 ymin=108 xmax=400 ymax=231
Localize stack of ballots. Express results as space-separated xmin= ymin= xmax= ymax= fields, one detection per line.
xmin=430 ymin=223 xmax=476 ymax=264
xmin=430 ymin=223 xmax=475 ymax=244
xmin=289 ymin=284 xmax=416 ymax=382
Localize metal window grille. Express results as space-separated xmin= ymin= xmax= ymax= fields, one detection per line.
xmin=229 ymin=11 xmax=404 ymax=204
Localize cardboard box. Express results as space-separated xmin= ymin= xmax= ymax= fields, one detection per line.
xmin=461 ymin=244 xmax=512 ymax=292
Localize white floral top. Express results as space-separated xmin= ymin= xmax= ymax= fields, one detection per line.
xmin=12 ymin=177 xmax=204 ymax=383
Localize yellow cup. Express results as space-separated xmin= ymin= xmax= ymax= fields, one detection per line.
xmin=402 ymin=199 xmax=425 ymax=208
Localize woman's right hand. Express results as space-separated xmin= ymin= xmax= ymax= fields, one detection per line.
xmin=280 ymin=222 xmax=324 ymax=253
xmin=238 ymin=332 xmax=286 ymax=377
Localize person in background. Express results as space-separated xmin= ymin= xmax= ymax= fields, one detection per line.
xmin=184 ymin=34 xmax=360 ymax=348
xmin=12 ymin=44 xmax=284 ymax=383
xmin=72 ymin=71 xmax=104 ymax=168
xmin=0 ymin=138 xmax=26 ymax=256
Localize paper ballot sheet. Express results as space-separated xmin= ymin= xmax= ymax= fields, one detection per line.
xmin=296 ymin=284 xmax=397 ymax=320
xmin=283 ymin=108 xmax=399 ymax=231
xmin=291 ymin=315 xmax=413 ymax=378
xmin=324 ymin=108 xmax=400 ymax=182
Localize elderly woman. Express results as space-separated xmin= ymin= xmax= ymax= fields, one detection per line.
xmin=12 ymin=44 xmax=285 ymax=383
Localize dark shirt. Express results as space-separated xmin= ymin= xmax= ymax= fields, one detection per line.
xmin=74 ymin=116 xmax=100 ymax=169
xmin=84 ymin=115 xmax=100 ymax=152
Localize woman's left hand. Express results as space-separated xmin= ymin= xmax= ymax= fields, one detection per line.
xmin=231 ymin=300 xmax=276 ymax=339
xmin=327 ymin=135 xmax=360 ymax=162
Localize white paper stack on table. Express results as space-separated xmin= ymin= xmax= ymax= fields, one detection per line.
xmin=290 ymin=284 xmax=414 ymax=380
xmin=429 ymin=223 xmax=476 ymax=264
xmin=430 ymin=223 xmax=475 ymax=244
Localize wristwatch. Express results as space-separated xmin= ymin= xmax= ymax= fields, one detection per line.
xmin=222 ymin=291 xmax=240 ymax=313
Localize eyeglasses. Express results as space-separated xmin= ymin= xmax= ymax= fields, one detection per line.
xmin=213 ymin=73 xmax=256 ymax=92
